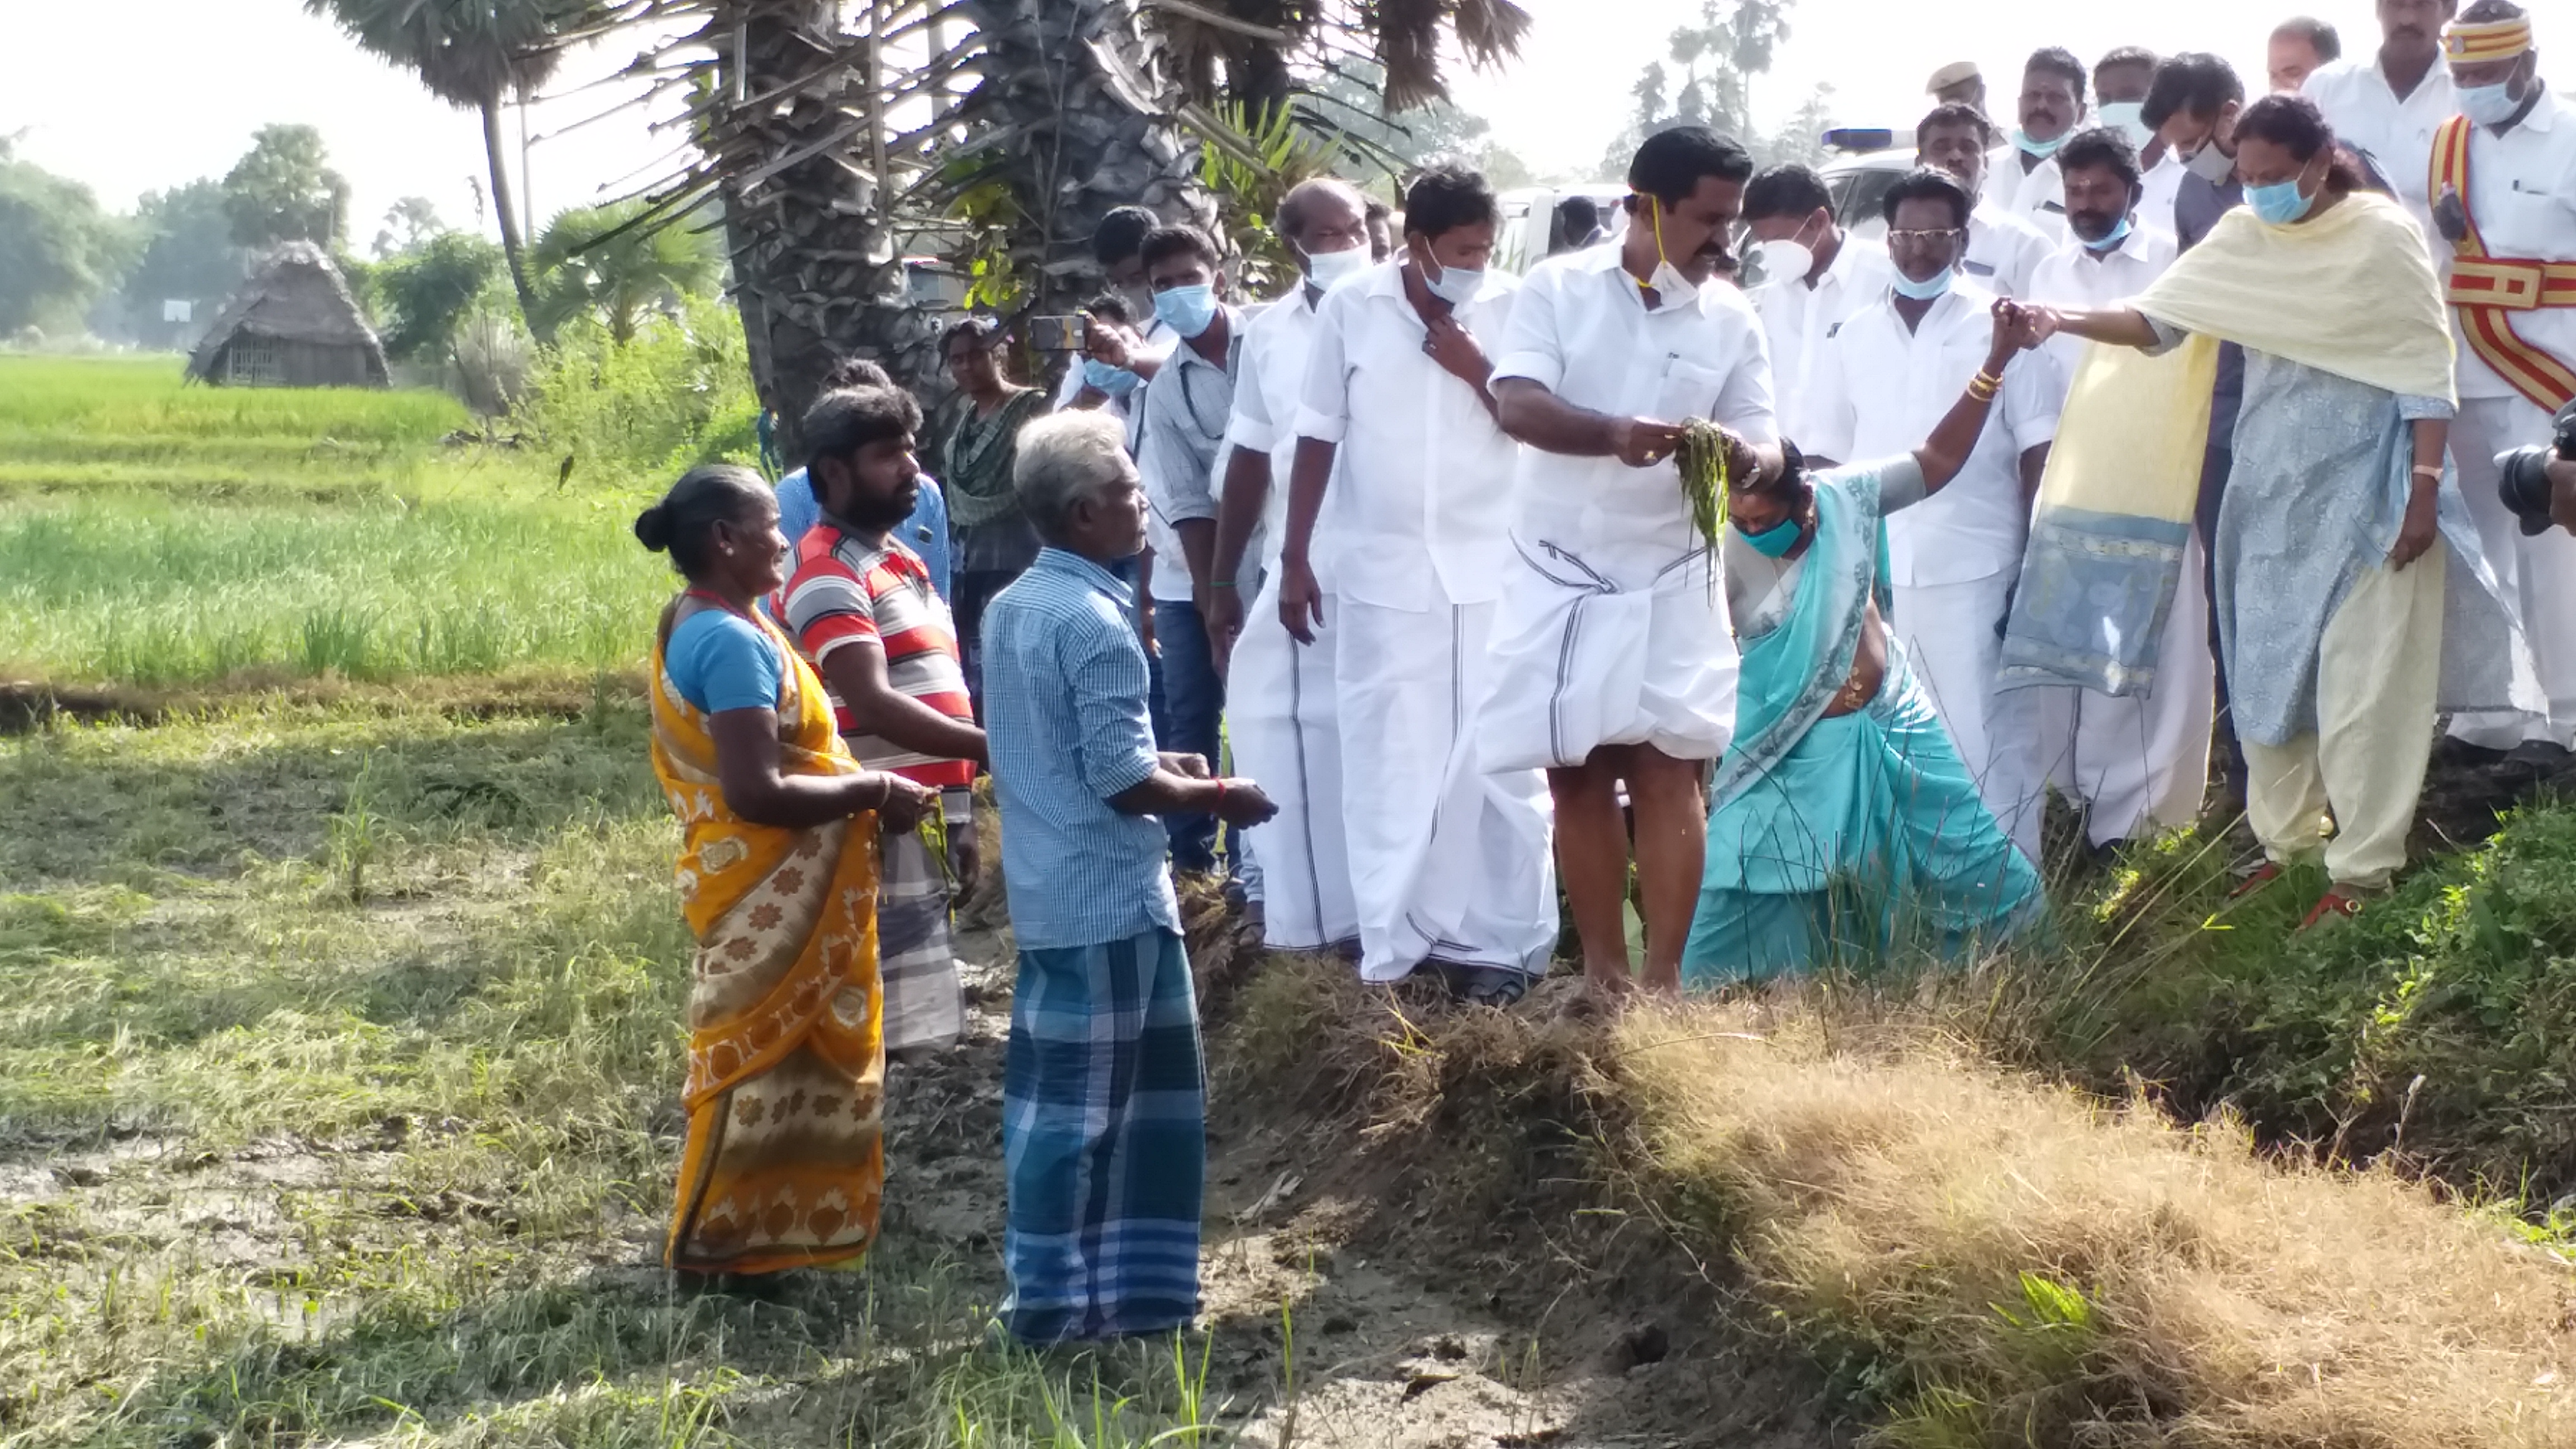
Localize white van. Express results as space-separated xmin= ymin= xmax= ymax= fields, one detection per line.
xmin=1491 ymin=184 xmax=1631 ymax=276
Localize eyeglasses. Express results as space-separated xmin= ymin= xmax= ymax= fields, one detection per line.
xmin=1886 ymin=228 xmax=1966 ymax=246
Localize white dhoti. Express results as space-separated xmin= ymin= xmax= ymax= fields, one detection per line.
xmin=2448 ymin=395 xmax=2576 ymax=750
xmin=2023 ymin=537 xmax=2218 ymax=846
xmin=1477 ymin=535 xmax=1740 ymax=773
xmin=1892 ymin=569 xmax=2045 ymax=863
xmin=1227 ymin=571 xmax=1360 ymax=952
xmin=1338 ymin=596 xmax=1557 ymax=982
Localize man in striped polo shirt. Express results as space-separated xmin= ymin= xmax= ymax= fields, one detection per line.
xmin=781 ymin=385 xmax=988 ymax=1054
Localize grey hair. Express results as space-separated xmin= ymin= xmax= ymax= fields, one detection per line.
xmin=1013 ymin=410 xmax=1131 ymax=536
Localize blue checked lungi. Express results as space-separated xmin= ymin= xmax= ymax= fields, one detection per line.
xmin=998 ymin=926 xmax=1204 ymax=1343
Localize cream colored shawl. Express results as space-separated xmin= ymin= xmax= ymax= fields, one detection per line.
xmin=2037 ymin=190 xmax=2455 ymax=531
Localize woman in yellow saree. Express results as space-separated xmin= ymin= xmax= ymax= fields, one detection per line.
xmin=634 ymin=465 xmax=939 ymax=1276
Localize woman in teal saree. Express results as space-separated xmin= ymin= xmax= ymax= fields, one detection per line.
xmin=1684 ymin=301 xmax=2047 ymax=987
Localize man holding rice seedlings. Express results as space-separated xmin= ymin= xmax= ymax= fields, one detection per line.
xmin=778 ymin=385 xmax=984 ymax=1055
xmin=1203 ymin=176 xmax=1376 ymax=960
xmin=1801 ymin=167 xmax=2060 ymax=866
xmin=1480 ymin=124 xmax=1781 ymax=1000
xmin=1271 ymin=164 xmax=1556 ymax=1004
xmin=981 ymin=411 xmax=1277 ymax=1342
xmin=1683 ymin=304 xmax=2049 ymax=983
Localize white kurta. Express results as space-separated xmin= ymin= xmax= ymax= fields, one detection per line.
xmin=1753 ymin=238 xmax=1893 ymax=449
xmin=1296 ymin=260 xmax=1556 ymax=979
xmin=2442 ymin=92 xmax=2576 ymax=749
xmin=1478 ymin=245 xmax=1781 ymax=772
xmin=2302 ymin=55 xmax=2456 ymax=243
xmin=1966 ymin=201 xmax=2055 ymax=298
xmin=2021 ymin=226 xmax=2217 ymax=843
xmin=1222 ymin=284 xmax=1360 ymax=950
xmin=1806 ymin=281 xmax=2059 ymax=859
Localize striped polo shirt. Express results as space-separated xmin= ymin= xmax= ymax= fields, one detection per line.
xmin=780 ymin=520 xmax=978 ymax=789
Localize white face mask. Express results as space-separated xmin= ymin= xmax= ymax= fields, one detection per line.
xmin=2095 ymin=101 xmax=2154 ymax=149
xmin=1303 ymin=240 xmax=1369 ymax=290
xmin=1636 ymin=196 xmax=1702 ymax=310
xmin=1755 ymin=238 xmax=1816 ymax=285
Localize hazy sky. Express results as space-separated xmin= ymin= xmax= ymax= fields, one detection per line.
xmin=7 ymin=0 xmax=2321 ymax=238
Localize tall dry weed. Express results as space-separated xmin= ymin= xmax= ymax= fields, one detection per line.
xmin=1617 ymin=1007 xmax=2576 ymax=1446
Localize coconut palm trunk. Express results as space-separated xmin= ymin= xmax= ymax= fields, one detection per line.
xmin=700 ymin=0 xmax=934 ymax=457
xmin=480 ymin=98 xmax=544 ymax=335
xmin=949 ymin=0 xmax=1211 ymax=318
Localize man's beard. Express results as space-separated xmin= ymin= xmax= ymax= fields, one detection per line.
xmin=840 ymin=490 xmax=915 ymax=531
xmin=2068 ymin=212 xmax=2120 ymax=243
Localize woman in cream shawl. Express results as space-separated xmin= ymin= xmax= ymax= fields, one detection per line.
xmin=2026 ymin=95 xmax=2532 ymax=926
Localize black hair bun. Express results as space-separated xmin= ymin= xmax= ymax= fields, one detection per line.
xmin=634 ymin=504 xmax=673 ymax=552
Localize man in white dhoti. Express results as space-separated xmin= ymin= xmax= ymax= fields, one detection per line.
xmin=1203 ymin=177 xmax=1374 ymax=954
xmin=2020 ymin=127 xmax=2217 ymax=849
xmin=1272 ymin=165 xmax=1557 ymax=1001
xmin=1480 ymin=125 xmax=1782 ymax=997
xmin=2430 ymin=3 xmax=2576 ymax=757
xmin=1803 ymin=167 xmax=2060 ymax=863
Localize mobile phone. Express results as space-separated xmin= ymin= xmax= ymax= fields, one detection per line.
xmin=1029 ymin=315 xmax=1083 ymax=352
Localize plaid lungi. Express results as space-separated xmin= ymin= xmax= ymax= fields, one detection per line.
xmin=878 ymin=824 xmax=965 ymax=1052
xmin=999 ymin=926 xmax=1204 ymax=1343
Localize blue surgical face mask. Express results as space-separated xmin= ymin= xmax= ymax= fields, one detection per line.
xmin=2095 ymin=101 xmax=2153 ymax=149
xmin=1891 ymin=264 xmax=1955 ymax=301
xmin=1082 ymin=357 xmax=1140 ymax=396
xmin=2457 ymin=80 xmax=2522 ymax=127
xmin=2245 ymin=174 xmax=2314 ymax=226
xmin=1422 ymin=258 xmax=1485 ymax=307
xmin=2081 ymin=213 xmax=2135 ymax=253
xmin=2012 ymin=127 xmax=2066 ymax=159
xmin=1153 ymin=283 xmax=1219 ymax=338
xmin=1735 ymin=514 xmax=1803 ymax=558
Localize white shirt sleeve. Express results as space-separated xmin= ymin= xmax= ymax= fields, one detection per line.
xmin=1802 ymin=328 xmax=1857 ymax=463
xmin=1225 ymin=325 xmax=1278 ymax=455
xmin=2000 ymin=347 xmax=2059 ymax=453
xmin=1711 ymin=310 xmax=1782 ymax=444
xmin=1291 ymin=290 xmax=1356 ymax=443
xmin=1490 ymin=266 xmax=1565 ymax=391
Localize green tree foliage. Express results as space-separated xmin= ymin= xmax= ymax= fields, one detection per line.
xmin=511 ymin=295 xmax=759 ymax=482
xmin=1598 ymin=0 xmax=1798 ymax=178
xmin=530 ymin=201 xmax=721 ymax=347
xmin=374 ymin=231 xmax=506 ymax=362
xmin=373 ymin=196 xmax=447 ymax=258
xmin=0 ymin=152 xmax=133 ymax=337
xmin=121 ymin=180 xmax=248 ymax=347
xmin=221 ymin=124 xmax=352 ymax=252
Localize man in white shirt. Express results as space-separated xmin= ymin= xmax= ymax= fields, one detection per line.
xmin=1195 ymin=178 xmax=1372 ymax=956
xmin=1919 ymin=102 xmax=2057 ymax=296
xmin=2302 ymin=0 xmax=2459 ymax=239
xmin=1133 ymin=224 xmax=1246 ymax=879
xmin=1992 ymin=48 xmax=2090 ymax=240
xmin=1806 ymin=167 xmax=2059 ymax=861
xmin=2271 ymin=16 xmax=2343 ymax=93
xmin=2431 ymin=2 xmax=2576 ymax=754
xmin=1742 ymin=163 xmax=1894 ymax=447
xmin=1273 ymin=167 xmax=1556 ymax=999
xmin=2095 ymin=47 xmax=2180 ymax=232
xmin=2020 ymin=129 xmax=2217 ymax=848
xmin=1481 ymin=125 xmax=1782 ymax=997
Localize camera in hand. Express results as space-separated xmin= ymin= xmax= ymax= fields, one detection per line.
xmin=2496 ymin=398 xmax=2576 ymax=537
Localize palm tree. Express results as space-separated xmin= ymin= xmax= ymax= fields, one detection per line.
xmin=529 ymin=199 xmax=721 ymax=343
xmin=305 ymin=0 xmax=589 ymax=333
xmin=1147 ymin=0 xmax=1533 ymax=122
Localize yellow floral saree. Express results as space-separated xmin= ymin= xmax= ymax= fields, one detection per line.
xmin=649 ymin=591 xmax=885 ymax=1274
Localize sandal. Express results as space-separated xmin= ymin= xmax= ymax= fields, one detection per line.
xmin=2299 ymin=888 xmax=2366 ymax=930
xmin=2228 ymin=861 xmax=2285 ymax=901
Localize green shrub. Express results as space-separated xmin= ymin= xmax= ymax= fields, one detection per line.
xmin=508 ymin=296 xmax=760 ymax=489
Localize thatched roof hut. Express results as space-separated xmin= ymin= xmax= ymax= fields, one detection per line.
xmin=186 ymin=242 xmax=390 ymax=389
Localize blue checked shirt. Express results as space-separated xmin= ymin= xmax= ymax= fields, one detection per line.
xmin=981 ymin=547 xmax=1179 ymax=949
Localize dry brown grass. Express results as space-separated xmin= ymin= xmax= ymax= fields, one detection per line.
xmin=1211 ymin=958 xmax=2576 ymax=1447
xmin=1617 ymin=1003 xmax=2576 ymax=1447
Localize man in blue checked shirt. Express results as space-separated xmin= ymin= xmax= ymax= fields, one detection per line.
xmin=978 ymin=410 xmax=1276 ymax=1344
